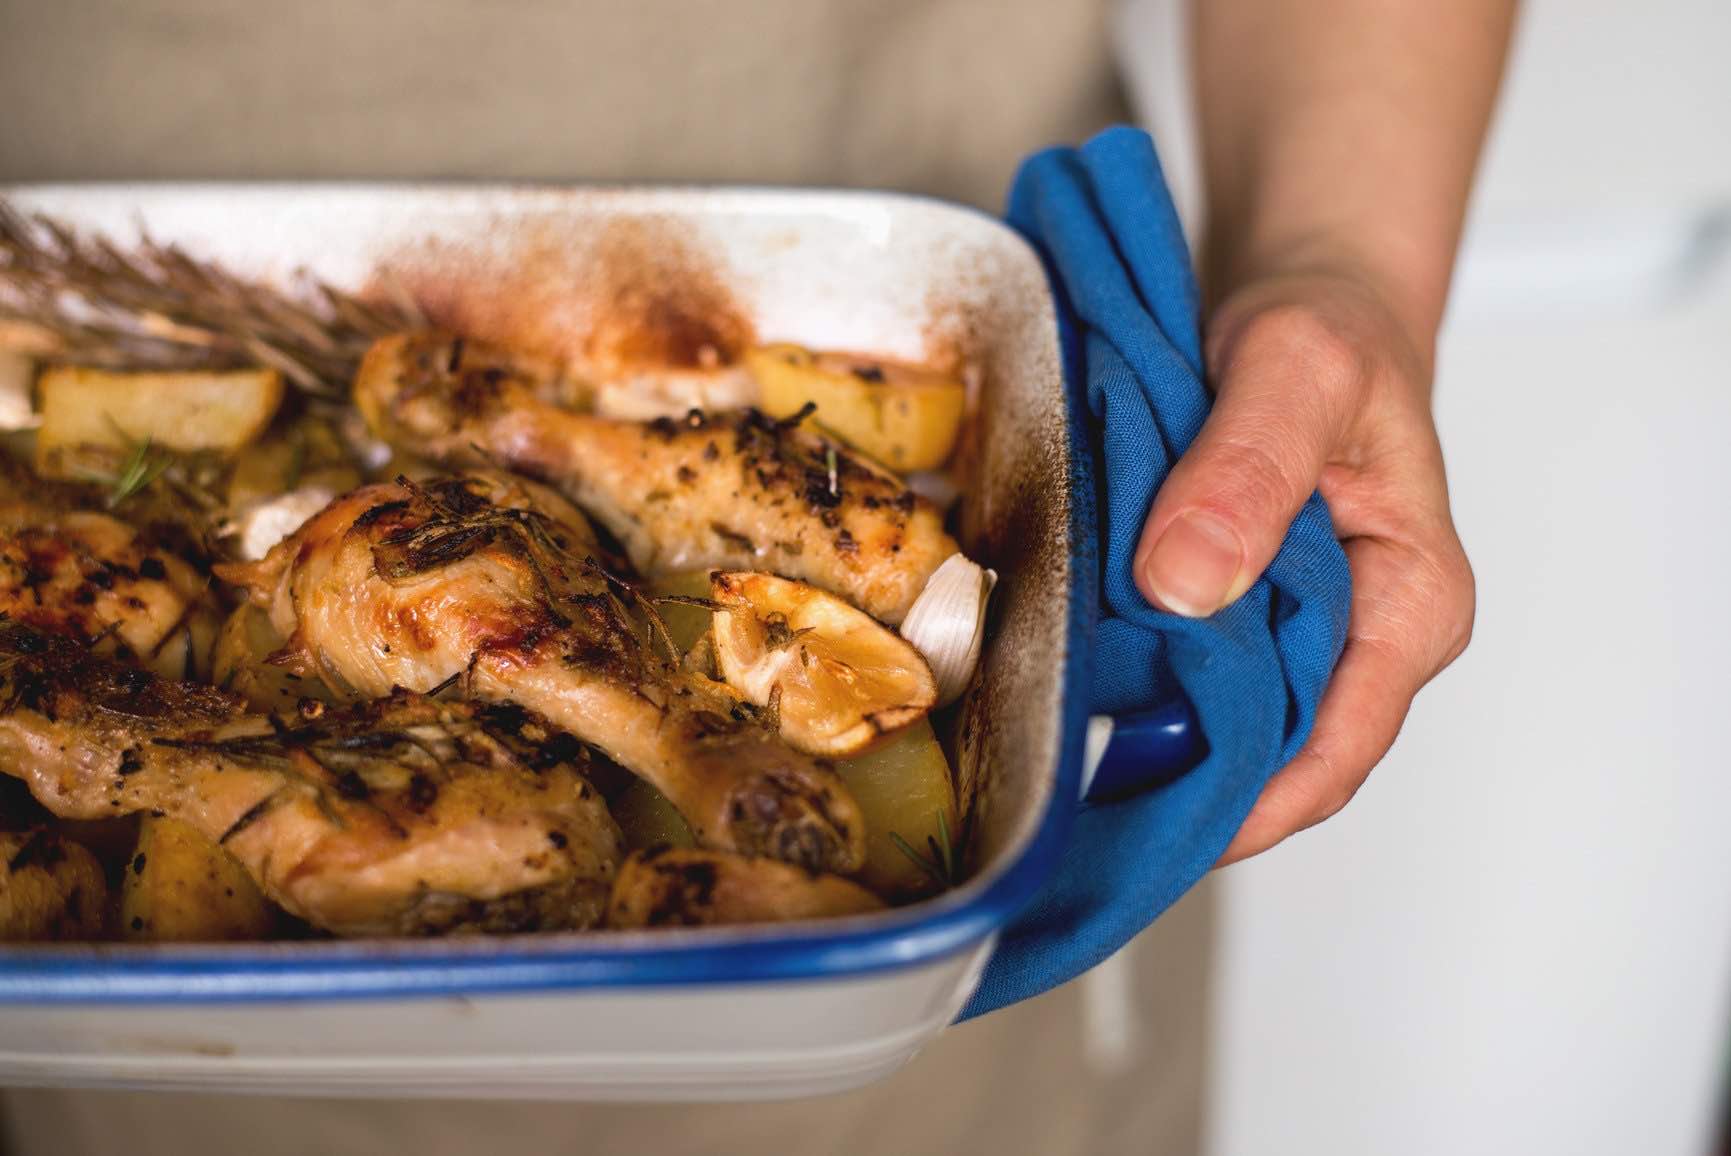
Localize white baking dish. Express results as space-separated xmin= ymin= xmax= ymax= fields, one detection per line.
xmin=0 ymin=185 xmax=1090 ymax=1099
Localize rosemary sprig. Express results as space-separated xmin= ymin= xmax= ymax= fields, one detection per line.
xmin=0 ymin=199 xmax=424 ymax=397
xmin=93 ymin=436 xmax=174 ymax=508
xmin=652 ymin=593 xmax=722 ymax=612
xmin=889 ymin=808 xmax=961 ymax=890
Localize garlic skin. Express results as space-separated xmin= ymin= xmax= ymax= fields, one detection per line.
xmin=229 ymin=487 xmax=337 ymax=561
xmin=899 ymin=553 xmax=997 ymax=708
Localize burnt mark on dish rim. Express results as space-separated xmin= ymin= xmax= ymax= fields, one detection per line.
xmin=378 ymin=214 xmax=759 ymax=378
xmin=374 ymin=206 xmax=997 ymax=380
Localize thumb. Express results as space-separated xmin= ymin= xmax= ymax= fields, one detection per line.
xmin=1134 ymin=307 xmax=1359 ymax=616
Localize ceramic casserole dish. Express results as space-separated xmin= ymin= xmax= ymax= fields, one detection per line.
xmin=0 ymin=185 xmax=1093 ymax=1100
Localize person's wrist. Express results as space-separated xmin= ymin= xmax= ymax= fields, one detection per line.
xmin=1203 ymin=219 xmax=1452 ymax=363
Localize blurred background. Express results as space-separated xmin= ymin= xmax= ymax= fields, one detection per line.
xmin=1 ymin=0 xmax=1728 ymax=1153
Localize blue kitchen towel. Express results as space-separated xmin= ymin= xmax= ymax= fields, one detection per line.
xmin=960 ymin=127 xmax=1353 ymax=1019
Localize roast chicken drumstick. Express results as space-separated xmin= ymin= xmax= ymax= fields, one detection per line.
xmin=222 ymin=471 xmax=866 ymax=875
xmin=0 ymin=622 xmax=624 ymax=936
xmin=0 ymin=497 xmax=216 ymax=682
xmin=353 ymin=332 xmax=957 ymax=625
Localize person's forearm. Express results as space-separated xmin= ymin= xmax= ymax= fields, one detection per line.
xmin=1195 ymin=0 xmax=1517 ymax=343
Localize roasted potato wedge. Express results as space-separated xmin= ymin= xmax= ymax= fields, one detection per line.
xmin=35 ymin=366 xmax=284 ymax=474
xmin=746 ymin=344 xmax=965 ymax=472
xmin=0 ymin=829 xmax=108 ymax=941
xmin=710 ymin=571 xmax=937 ymax=757
xmin=834 ymin=718 xmax=959 ymax=898
xmin=606 ymin=848 xmax=883 ymax=928
xmin=121 ymin=816 xmax=275 ymax=942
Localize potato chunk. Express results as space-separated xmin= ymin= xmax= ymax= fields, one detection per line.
xmin=35 ymin=366 xmax=284 ymax=473
xmin=0 ymin=829 xmax=108 ymax=941
xmin=834 ymin=718 xmax=959 ymax=898
xmin=746 ymin=344 xmax=965 ymax=472
xmin=120 ymin=816 xmax=275 ymax=942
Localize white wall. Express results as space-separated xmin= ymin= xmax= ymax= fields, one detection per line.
xmin=1116 ymin=1 xmax=1731 ymax=1152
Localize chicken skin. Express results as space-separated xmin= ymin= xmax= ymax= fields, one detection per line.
xmin=606 ymin=847 xmax=883 ymax=929
xmin=0 ymin=624 xmax=623 ymax=936
xmin=353 ymin=332 xmax=957 ymax=624
xmin=0 ymin=499 xmax=216 ymax=681
xmin=222 ymin=472 xmax=866 ymax=874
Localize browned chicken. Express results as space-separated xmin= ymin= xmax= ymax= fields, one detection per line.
xmin=222 ymin=472 xmax=867 ymax=874
xmin=0 ymin=623 xmax=623 ymax=936
xmin=0 ymin=828 xmax=108 ymax=941
xmin=0 ymin=498 xmax=216 ymax=681
xmin=353 ymin=332 xmax=957 ymax=624
xmin=606 ymin=847 xmax=883 ymax=929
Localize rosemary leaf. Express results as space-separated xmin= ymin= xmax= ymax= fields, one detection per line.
xmin=889 ymin=808 xmax=961 ymax=889
xmin=0 ymin=199 xmax=421 ymax=398
xmin=105 ymin=437 xmax=173 ymax=508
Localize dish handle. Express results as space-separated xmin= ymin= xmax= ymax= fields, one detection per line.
xmin=1079 ymin=700 xmax=1205 ymax=803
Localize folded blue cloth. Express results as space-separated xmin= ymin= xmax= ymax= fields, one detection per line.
xmin=961 ymin=127 xmax=1352 ymax=1019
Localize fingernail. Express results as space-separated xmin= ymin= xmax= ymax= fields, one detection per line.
xmin=1141 ymin=511 xmax=1244 ymax=617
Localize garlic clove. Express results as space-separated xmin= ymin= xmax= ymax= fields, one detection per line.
xmin=227 ymin=486 xmax=337 ymax=561
xmin=898 ymin=553 xmax=997 ymax=708
xmin=0 ymin=352 xmax=41 ymax=432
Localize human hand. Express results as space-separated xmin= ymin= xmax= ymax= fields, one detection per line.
xmin=1132 ymin=267 xmax=1476 ymax=864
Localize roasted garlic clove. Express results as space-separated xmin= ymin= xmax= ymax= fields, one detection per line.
xmin=898 ymin=552 xmax=996 ymax=707
xmin=225 ymin=486 xmax=339 ymax=561
xmin=711 ymin=571 xmax=937 ymax=757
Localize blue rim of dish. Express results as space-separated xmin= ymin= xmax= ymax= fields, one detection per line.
xmin=0 ymin=206 xmax=1095 ymax=1005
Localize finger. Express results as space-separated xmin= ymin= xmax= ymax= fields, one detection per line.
xmin=1214 ymin=533 xmax=1474 ymax=865
xmin=1135 ymin=306 xmax=1364 ymax=617
xmin=1214 ymin=629 xmax=1416 ymax=865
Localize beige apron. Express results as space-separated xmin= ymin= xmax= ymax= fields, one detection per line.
xmin=0 ymin=3 xmax=1211 ymax=1151
xmin=0 ymin=0 xmax=1125 ymax=208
